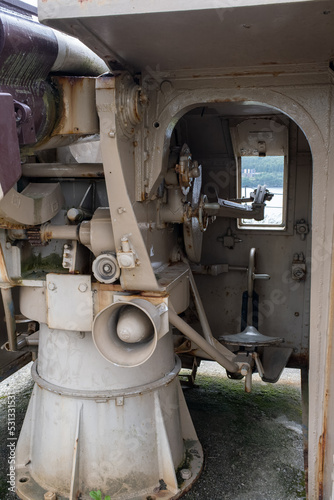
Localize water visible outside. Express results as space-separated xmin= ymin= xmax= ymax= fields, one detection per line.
xmin=241 ymin=187 xmax=284 ymax=226
xmin=240 ymin=155 xmax=285 ymax=227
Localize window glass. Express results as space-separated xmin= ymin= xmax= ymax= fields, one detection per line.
xmin=239 ymin=156 xmax=286 ymax=228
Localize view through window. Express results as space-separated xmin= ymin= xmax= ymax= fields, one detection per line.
xmin=239 ymin=155 xmax=286 ymax=228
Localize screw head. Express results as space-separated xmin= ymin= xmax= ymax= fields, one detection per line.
xmin=48 ymin=282 xmax=56 ymax=291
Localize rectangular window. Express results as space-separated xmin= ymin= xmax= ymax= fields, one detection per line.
xmin=238 ymin=155 xmax=287 ymax=229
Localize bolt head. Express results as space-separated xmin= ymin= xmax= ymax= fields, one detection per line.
xmin=103 ymin=263 xmax=112 ymax=274
xmin=240 ymin=365 xmax=249 ymax=376
xmin=44 ymin=492 xmax=57 ymax=500
xmin=118 ymin=254 xmax=134 ymax=268
xmin=180 ymin=469 xmax=192 ymax=480
xmin=78 ymin=283 xmax=88 ymax=293
xmin=48 ymin=282 xmax=56 ymax=291
xmin=293 ymin=268 xmax=304 ymax=279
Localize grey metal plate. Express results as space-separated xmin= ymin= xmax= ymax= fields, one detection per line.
xmin=262 ymin=346 xmax=293 ymax=383
xmin=39 ymin=1 xmax=334 ymax=72
xmin=46 ymin=274 xmax=93 ymax=332
xmin=0 ymin=350 xmax=32 ymax=382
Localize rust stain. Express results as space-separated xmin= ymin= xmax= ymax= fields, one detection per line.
xmin=317 ymin=225 xmax=334 ymax=498
xmin=287 ymin=350 xmax=309 ymax=368
xmin=0 ymin=244 xmax=12 ymax=284
xmin=192 ymin=69 xmax=282 ymax=78
xmin=0 ymin=219 xmax=33 ymax=229
xmin=303 ymin=446 xmax=309 ymax=498
xmin=140 ymin=291 xmax=168 ymax=298
xmin=80 ymin=172 xmax=104 ymax=178
xmin=93 ymin=283 xmax=124 ymax=292
xmin=43 ymin=231 xmax=52 ymax=241
xmin=50 ymin=76 xmax=98 ymax=136
xmin=318 ymin=429 xmax=326 ymax=500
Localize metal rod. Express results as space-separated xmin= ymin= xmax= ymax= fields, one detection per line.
xmin=1 ymin=288 xmax=17 ymax=351
xmin=245 ymin=369 xmax=252 ymax=393
xmin=191 ymin=264 xmax=247 ymax=275
xmin=188 ymin=269 xmax=215 ymax=346
xmin=169 ymin=309 xmax=239 ymax=373
xmin=253 ymin=352 xmax=264 ymax=378
xmin=188 ymin=269 xmax=236 ymax=360
xmin=253 ymin=273 xmax=271 ymax=280
xmin=22 ymin=163 xmax=104 ymax=178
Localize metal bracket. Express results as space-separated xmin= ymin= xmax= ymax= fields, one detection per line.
xmin=292 ymin=252 xmax=306 ymax=281
xmin=295 ymin=219 xmax=309 ymax=240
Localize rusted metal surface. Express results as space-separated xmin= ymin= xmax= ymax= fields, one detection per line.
xmin=318 ymin=430 xmax=326 ymax=500
xmin=51 ymin=76 xmax=99 ymax=137
xmin=286 ymin=349 xmax=309 ymax=369
xmin=0 ymin=243 xmax=13 ymax=286
xmin=0 ymin=219 xmax=32 ymax=229
xmin=301 ymin=367 xmax=309 ymax=499
xmin=0 ymin=12 xmax=58 ymax=144
xmin=317 ymin=242 xmax=334 ymax=499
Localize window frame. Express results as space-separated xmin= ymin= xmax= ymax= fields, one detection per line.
xmin=236 ymin=154 xmax=289 ymax=231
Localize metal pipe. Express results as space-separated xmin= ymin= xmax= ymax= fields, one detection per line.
xmin=16 ymin=335 xmax=39 ymax=350
xmin=51 ymin=30 xmax=109 ymax=75
xmin=191 ymin=264 xmax=247 ymax=275
xmin=253 ymin=352 xmax=264 ymax=378
xmin=1 ymin=288 xmax=17 ymax=351
xmin=169 ymin=309 xmax=239 ymax=373
xmin=22 ymin=163 xmax=104 ymax=178
xmin=41 ymin=224 xmax=79 ymax=242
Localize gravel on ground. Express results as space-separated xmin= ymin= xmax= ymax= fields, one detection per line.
xmin=0 ymin=361 xmax=305 ymax=500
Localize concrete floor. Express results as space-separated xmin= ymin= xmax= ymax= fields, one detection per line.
xmin=0 ymin=361 xmax=305 ymax=500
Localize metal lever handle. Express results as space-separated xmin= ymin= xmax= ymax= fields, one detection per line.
xmin=253 ymin=273 xmax=270 ymax=280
